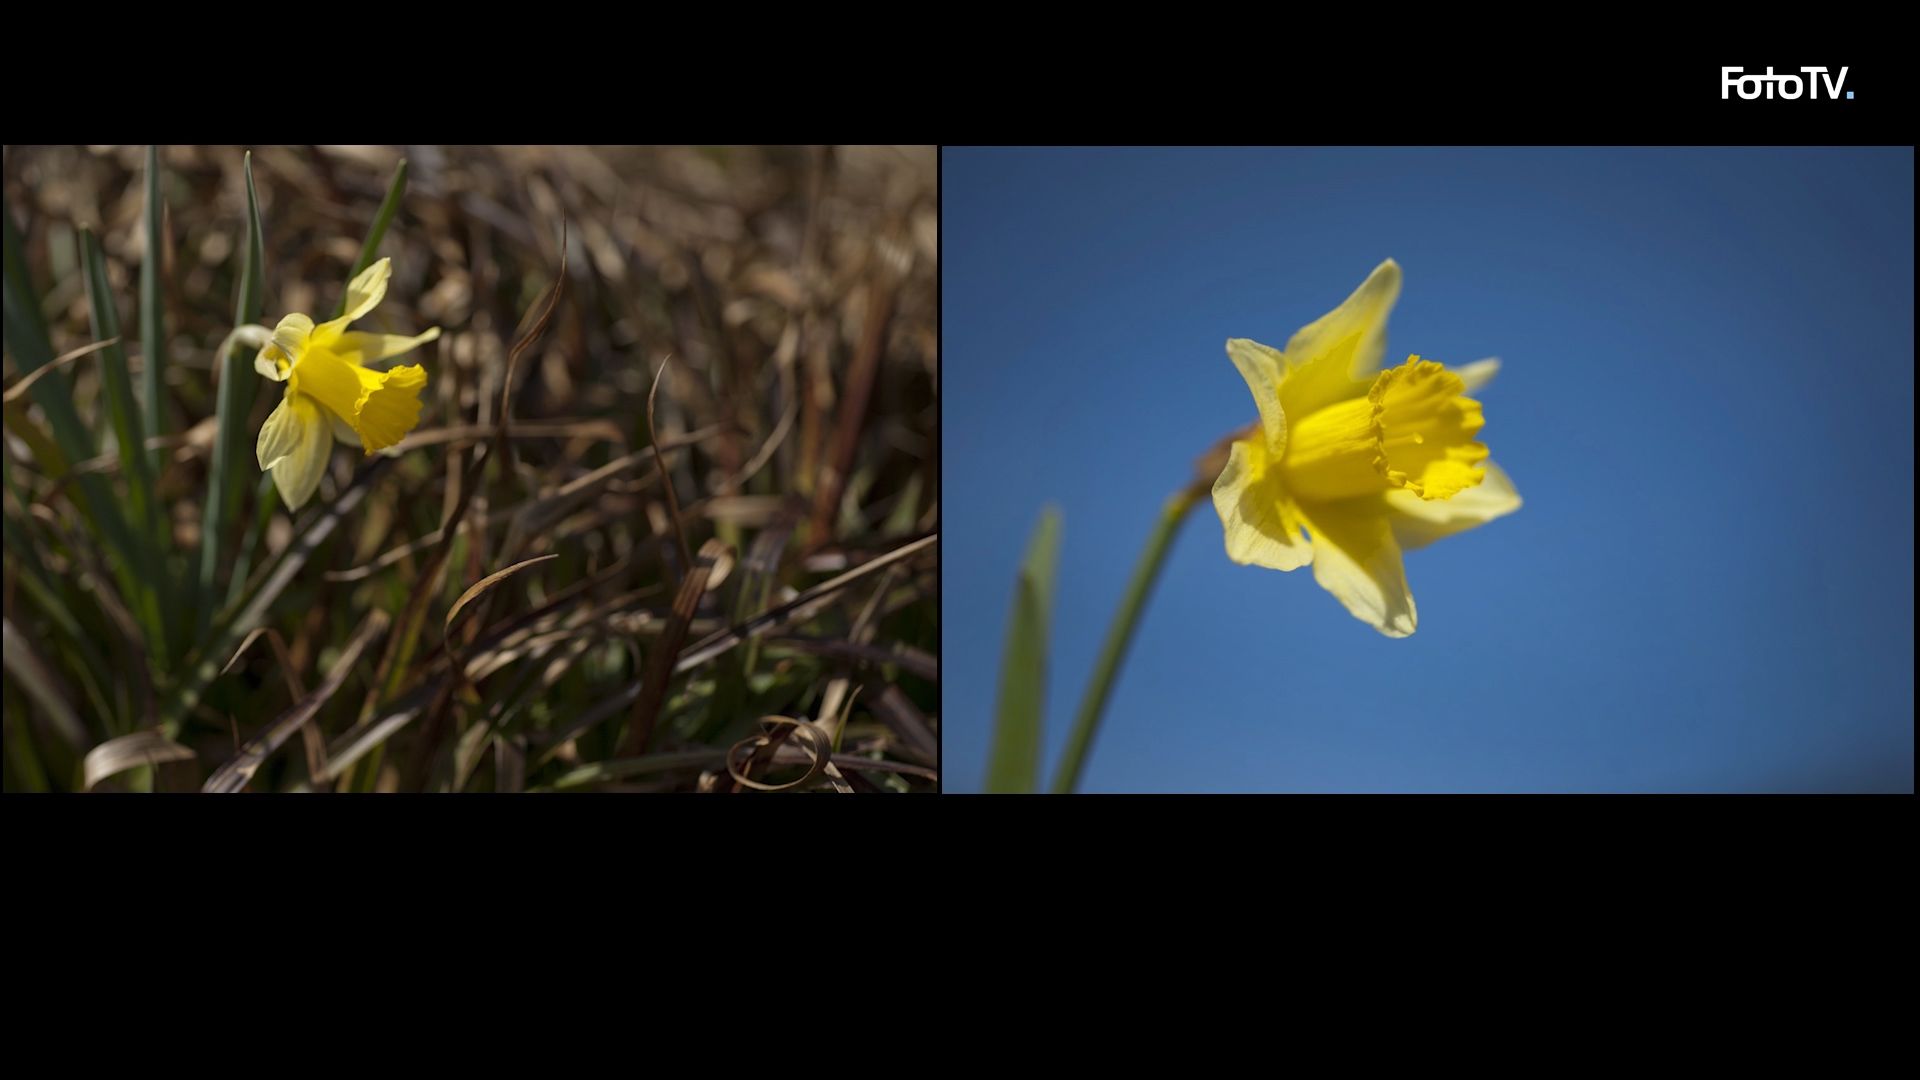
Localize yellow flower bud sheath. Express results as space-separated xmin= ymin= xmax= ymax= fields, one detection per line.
xmin=250 ymin=258 xmax=440 ymax=510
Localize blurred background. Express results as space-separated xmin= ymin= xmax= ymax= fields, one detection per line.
xmin=944 ymin=146 xmax=1913 ymax=793
xmin=3 ymin=145 xmax=937 ymax=792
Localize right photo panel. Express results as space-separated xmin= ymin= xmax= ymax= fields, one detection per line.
xmin=942 ymin=146 xmax=1914 ymax=794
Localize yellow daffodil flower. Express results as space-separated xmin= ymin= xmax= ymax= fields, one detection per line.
xmin=1212 ymin=259 xmax=1520 ymax=637
xmin=251 ymin=258 xmax=439 ymax=509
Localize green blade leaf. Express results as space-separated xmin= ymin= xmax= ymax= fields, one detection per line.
xmin=1 ymin=617 xmax=89 ymax=752
xmin=984 ymin=505 xmax=1062 ymax=794
xmin=2 ymin=200 xmax=96 ymax=464
xmin=223 ymin=472 xmax=278 ymax=609
xmin=140 ymin=145 xmax=168 ymax=472
xmin=334 ymin=157 xmax=407 ymax=318
xmin=79 ymin=227 xmax=151 ymax=502
xmin=196 ymin=150 xmax=266 ymax=636
xmin=79 ymin=226 xmax=171 ymax=660
xmin=1051 ymin=488 xmax=1202 ymax=793
xmin=2 ymin=448 xmax=121 ymax=729
xmin=1 ymin=196 xmax=62 ymax=389
xmin=4 ymin=194 xmax=152 ymax=659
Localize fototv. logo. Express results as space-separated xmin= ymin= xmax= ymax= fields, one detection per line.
xmin=1722 ymin=66 xmax=1852 ymax=99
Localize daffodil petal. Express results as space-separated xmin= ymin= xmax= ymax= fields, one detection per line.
xmin=1297 ymin=496 xmax=1416 ymax=637
xmin=270 ymin=313 xmax=314 ymax=354
xmin=1453 ymin=357 xmax=1500 ymax=394
xmin=1386 ymin=461 xmax=1522 ymax=551
xmin=257 ymin=391 xmax=333 ymax=510
xmin=255 ymin=313 xmax=314 ymax=380
xmin=1224 ymin=338 xmax=1289 ymax=457
xmin=1212 ymin=438 xmax=1311 ymax=571
xmin=337 ymin=258 xmax=391 ymax=325
xmin=1280 ymin=259 xmax=1403 ymax=421
xmin=256 ymin=393 xmax=302 ymax=471
xmin=332 ymin=327 xmax=442 ymax=368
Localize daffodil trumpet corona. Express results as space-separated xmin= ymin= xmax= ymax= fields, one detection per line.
xmin=1210 ymin=258 xmax=1520 ymax=636
xmin=239 ymin=258 xmax=440 ymax=510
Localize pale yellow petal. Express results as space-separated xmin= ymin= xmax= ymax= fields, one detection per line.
xmin=257 ymin=392 xmax=333 ymax=510
xmin=256 ymin=392 xmax=303 ymax=470
xmin=255 ymin=313 xmax=314 ymax=380
xmin=1297 ymin=496 xmax=1416 ymax=637
xmin=1224 ymin=338 xmax=1289 ymax=457
xmin=1211 ymin=438 xmax=1311 ymax=571
xmin=269 ymin=313 xmax=314 ymax=354
xmin=1280 ymin=259 xmax=1403 ymax=421
xmin=332 ymin=327 xmax=442 ymax=368
xmin=1386 ymin=461 xmax=1522 ymax=551
xmin=337 ymin=258 xmax=391 ymax=325
xmin=1453 ymin=358 xmax=1500 ymax=394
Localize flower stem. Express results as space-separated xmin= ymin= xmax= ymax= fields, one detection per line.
xmin=1050 ymin=483 xmax=1205 ymax=793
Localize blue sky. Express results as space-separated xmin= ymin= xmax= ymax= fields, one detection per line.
xmin=943 ymin=147 xmax=1915 ymax=793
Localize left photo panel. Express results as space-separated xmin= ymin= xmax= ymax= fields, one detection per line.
xmin=2 ymin=145 xmax=938 ymax=793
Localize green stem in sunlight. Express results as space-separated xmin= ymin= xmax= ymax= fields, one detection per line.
xmin=1051 ymin=483 xmax=1205 ymax=793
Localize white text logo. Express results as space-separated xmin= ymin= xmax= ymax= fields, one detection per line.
xmin=1722 ymin=66 xmax=1851 ymax=100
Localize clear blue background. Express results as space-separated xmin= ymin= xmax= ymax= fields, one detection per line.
xmin=943 ymin=147 xmax=1915 ymax=793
